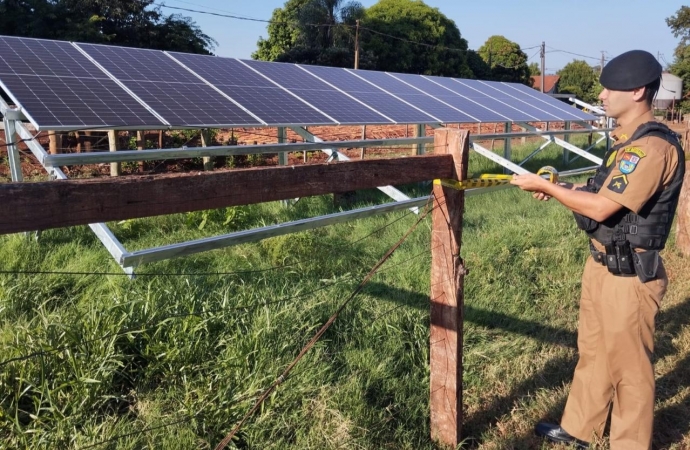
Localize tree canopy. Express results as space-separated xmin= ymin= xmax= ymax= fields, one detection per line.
xmin=253 ymin=0 xmax=365 ymax=67
xmin=253 ymin=0 xmax=473 ymax=77
xmin=0 ymin=0 xmax=215 ymax=54
xmin=667 ymin=6 xmax=690 ymax=111
xmin=557 ymin=60 xmax=599 ymax=104
xmin=360 ymin=0 xmax=472 ymax=77
xmin=476 ymin=35 xmax=530 ymax=84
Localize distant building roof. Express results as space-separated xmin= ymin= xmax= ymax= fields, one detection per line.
xmin=531 ymin=75 xmax=560 ymax=93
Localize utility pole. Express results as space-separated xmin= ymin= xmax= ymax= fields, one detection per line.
xmin=600 ymin=51 xmax=605 ymax=74
xmin=540 ymin=41 xmax=545 ymax=93
xmin=354 ymin=19 xmax=360 ymax=70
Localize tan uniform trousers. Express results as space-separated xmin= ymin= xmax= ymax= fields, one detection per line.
xmin=560 ymin=256 xmax=667 ymax=450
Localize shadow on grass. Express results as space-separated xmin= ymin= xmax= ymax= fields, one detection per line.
xmin=363 ymin=282 xmax=577 ymax=447
xmin=363 ymin=284 xmax=690 ymax=449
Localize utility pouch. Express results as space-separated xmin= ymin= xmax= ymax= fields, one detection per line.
xmin=615 ymin=241 xmax=636 ymax=274
xmin=604 ymin=241 xmax=636 ymax=275
xmin=573 ymin=212 xmax=598 ymax=232
xmin=633 ymin=250 xmax=659 ymax=283
xmin=604 ymin=243 xmax=620 ymax=274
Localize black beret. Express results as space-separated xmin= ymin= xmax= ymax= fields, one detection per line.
xmin=600 ymin=50 xmax=662 ymax=90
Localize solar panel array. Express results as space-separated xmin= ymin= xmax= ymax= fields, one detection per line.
xmin=0 ymin=35 xmax=597 ymax=130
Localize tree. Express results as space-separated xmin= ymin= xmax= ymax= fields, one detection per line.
xmin=0 ymin=0 xmax=215 ymax=54
xmin=557 ymin=60 xmax=598 ymax=104
xmin=253 ymin=0 xmax=310 ymax=61
xmin=361 ymin=0 xmax=472 ymax=77
xmin=466 ymin=49 xmax=490 ymax=80
xmin=476 ymin=35 xmax=530 ymax=84
xmin=528 ymin=62 xmax=540 ymax=76
xmin=667 ymin=6 xmax=690 ymax=112
xmin=253 ymin=0 xmax=364 ymax=68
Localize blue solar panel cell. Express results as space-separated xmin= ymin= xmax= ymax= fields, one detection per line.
xmin=388 ymin=73 xmax=513 ymax=122
xmin=77 ymin=44 xmax=199 ymax=83
xmin=0 ymin=36 xmax=164 ymax=129
xmin=423 ymin=76 xmax=529 ymax=121
xmin=300 ymin=65 xmax=439 ymax=123
xmin=501 ymin=82 xmax=597 ymax=121
xmin=168 ymin=53 xmax=275 ymax=88
xmin=77 ymin=43 xmax=262 ymax=127
xmin=166 ymin=53 xmax=336 ymax=125
xmin=481 ymin=81 xmax=583 ymax=121
xmin=240 ymin=60 xmax=392 ymax=124
xmin=349 ymin=70 xmax=478 ymax=123
xmin=458 ymin=80 xmax=556 ymax=121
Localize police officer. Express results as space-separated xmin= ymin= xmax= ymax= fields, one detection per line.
xmin=511 ymin=49 xmax=685 ymax=449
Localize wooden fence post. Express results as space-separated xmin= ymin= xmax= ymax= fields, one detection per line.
xmin=201 ymin=129 xmax=213 ymax=171
xmin=676 ymin=124 xmax=690 ymax=255
xmin=48 ymin=131 xmax=62 ymax=155
xmin=430 ymin=128 xmax=469 ymax=447
xmin=108 ymin=130 xmax=120 ymax=176
xmin=137 ymin=130 xmax=145 ymax=172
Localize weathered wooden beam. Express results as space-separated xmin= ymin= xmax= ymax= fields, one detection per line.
xmin=0 ymin=154 xmax=454 ymax=235
xmin=430 ymin=128 xmax=469 ymax=447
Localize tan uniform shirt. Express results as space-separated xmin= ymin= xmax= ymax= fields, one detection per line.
xmin=599 ymin=111 xmax=679 ymax=212
xmin=591 ymin=111 xmax=679 ymax=251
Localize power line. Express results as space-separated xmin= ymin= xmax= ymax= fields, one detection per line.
xmin=545 ymin=46 xmax=607 ymax=62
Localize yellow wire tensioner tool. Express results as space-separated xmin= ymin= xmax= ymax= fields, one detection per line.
xmin=434 ymin=166 xmax=559 ymax=191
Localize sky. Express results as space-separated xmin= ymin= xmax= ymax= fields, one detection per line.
xmin=156 ymin=0 xmax=686 ymax=74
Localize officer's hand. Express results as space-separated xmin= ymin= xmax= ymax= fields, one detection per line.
xmin=510 ymin=173 xmax=550 ymax=192
xmin=532 ymin=191 xmax=551 ymax=201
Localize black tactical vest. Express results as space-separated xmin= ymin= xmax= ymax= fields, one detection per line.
xmin=572 ymin=121 xmax=686 ymax=250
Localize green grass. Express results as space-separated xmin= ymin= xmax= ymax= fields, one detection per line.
xmin=1 ymin=137 xmax=689 ymax=449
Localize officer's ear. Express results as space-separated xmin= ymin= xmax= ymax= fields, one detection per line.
xmin=631 ymin=86 xmax=647 ymax=103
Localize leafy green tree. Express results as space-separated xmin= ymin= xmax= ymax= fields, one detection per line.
xmin=0 ymin=0 xmax=215 ymax=53
xmin=466 ymin=49 xmax=490 ymax=80
xmin=667 ymin=6 xmax=690 ymax=111
xmin=557 ymin=59 xmax=598 ymax=103
xmin=253 ymin=0 xmax=364 ymax=67
xmin=361 ymin=0 xmax=472 ymax=77
xmin=528 ymin=62 xmax=541 ymax=76
xmin=477 ymin=35 xmax=530 ymax=84
xmin=253 ymin=0 xmax=310 ymax=61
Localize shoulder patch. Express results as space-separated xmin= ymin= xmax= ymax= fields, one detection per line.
xmin=606 ymin=152 xmax=617 ymax=167
xmin=618 ymin=147 xmax=645 ymax=174
xmin=607 ymin=174 xmax=628 ymax=193
xmin=623 ymin=147 xmax=646 ymax=158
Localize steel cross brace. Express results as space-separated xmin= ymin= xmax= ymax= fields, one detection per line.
xmin=290 ymin=126 xmax=419 ymax=213
xmin=517 ymin=122 xmax=603 ymax=166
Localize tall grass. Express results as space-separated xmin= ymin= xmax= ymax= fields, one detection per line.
xmin=1 ymin=137 xmax=689 ymax=449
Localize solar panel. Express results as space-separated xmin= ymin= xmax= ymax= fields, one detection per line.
xmin=0 ymin=35 xmax=598 ymax=130
xmin=349 ymin=70 xmax=479 ymax=123
xmin=77 ymin=43 xmax=263 ymax=127
xmin=387 ymin=72 xmax=520 ymax=123
xmin=499 ymin=82 xmax=597 ymax=121
xmin=301 ymin=65 xmax=440 ymax=124
xmin=241 ymin=60 xmax=393 ymax=125
xmin=167 ymin=53 xmax=336 ymax=126
xmin=424 ymin=77 xmax=535 ymax=122
xmin=0 ymin=36 xmax=164 ymax=129
xmin=455 ymin=79 xmax=559 ymax=121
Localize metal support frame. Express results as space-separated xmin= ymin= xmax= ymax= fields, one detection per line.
xmin=562 ymin=121 xmax=571 ymax=166
xmin=277 ymin=127 xmax=288 ymax=165
xmin=3 ymin=117 xmax=22 ymax=182
xmin=289 ymin=126 xmax=418 ymax=213
xmin=3 ymin=93 xmax=609 ymax=275
xmin=503 ymin=122 xmax=512 ymax=174
xmin=415 ymin=124 xmax=426 ymax=155
xmin=517 ymin=122 xmax=603 ymax=166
